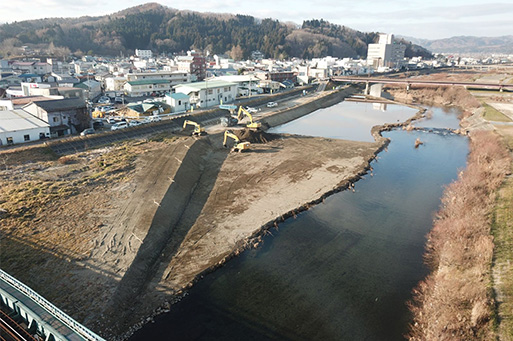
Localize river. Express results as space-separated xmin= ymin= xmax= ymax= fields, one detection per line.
xmin=130 ymin=102 xmax=468 ymax=340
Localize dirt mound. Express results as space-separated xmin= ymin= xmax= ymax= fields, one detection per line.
xmin=233 ymin=129 xmax=279 ymax=144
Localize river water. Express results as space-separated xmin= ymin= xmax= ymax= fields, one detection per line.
xmin=131 ymin=102 xmax=468 ymax=340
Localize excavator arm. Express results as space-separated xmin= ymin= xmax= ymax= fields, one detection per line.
xmin=237 ymin=106 xmax=261 ymax=129
xmin=183 ymin=120 xmax=206 ymax=136
xmin=223 ymin=130 xmax=250 ymax=152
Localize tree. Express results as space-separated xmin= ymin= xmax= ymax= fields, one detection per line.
xmin=230 ymin=44 xmax=243 ymax=61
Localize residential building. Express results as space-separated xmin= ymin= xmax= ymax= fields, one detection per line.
xmin=126 ymin=71 xmax=189 ymax=84
xmin=0 ymin=109 xmax=50 ymax=145
xmin=176 ymin=51 xmax=206 ymax=81
xmin=215 ymin=75 xmax=262 ymax=97
xmin=10 ymin=61 xmax=52 ymax=75
xmin=164 ymin=93 xmax=190 ymax=113
xmin=124 ymin=79 xmax=172 ymax=97
xmin=173 ymin=80 xmax=237 ymax=108
xmin=367 ymin=34 xmax=406 ymax=69
xmin=75 ymin=79 xmax=101 ymax=99
xmin=135 ymin=49 xmax=153 ymax=59
xmin=104 ymin=76 xmax=127 ymax=94
xmin=23 ymin=98 xmax=89 ymax=137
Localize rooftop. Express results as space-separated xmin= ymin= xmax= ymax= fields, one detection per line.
xmin=127 ymin=79 xmax=170 ymax=86
xmin=25 ymin=98 xmax=86 ymax=112
xmin=173 ymin=80 xmax=237 ymax=92
xmin=0 ymin=109 xmax=49 ymax=132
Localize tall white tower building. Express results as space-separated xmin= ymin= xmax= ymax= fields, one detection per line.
xmin=367 ymin=34 xmax=406 ymax=69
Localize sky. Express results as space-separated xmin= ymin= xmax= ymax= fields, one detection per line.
xmin=1 ymin=0 xmax=513 ymax=40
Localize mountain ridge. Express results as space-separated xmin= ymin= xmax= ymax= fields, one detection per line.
xmin=0 ymin=2 xmax=432 ymax=60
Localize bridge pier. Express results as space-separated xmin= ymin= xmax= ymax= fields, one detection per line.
xmin=365 ymin=81 xmax=370 ymax=95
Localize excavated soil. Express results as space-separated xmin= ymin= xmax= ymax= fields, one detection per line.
xmin=0 ymin=126 xmax=381 ymax=339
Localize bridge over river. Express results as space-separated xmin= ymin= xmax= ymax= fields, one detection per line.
xmin=331 ymin=76 xmax=513 ymax=93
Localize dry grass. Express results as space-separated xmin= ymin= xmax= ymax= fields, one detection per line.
xmin=481 ymin=102 xmax=512 ymax=122
xmin=492 ymin=175 xmax=513 ymax=340
xmin=408 ymin=131 xmax=512 ymax=340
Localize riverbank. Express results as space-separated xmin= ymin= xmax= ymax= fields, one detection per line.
xmin=3 ymin=87 xmax=414 ymax=339
xmin=387 ymin=81 xmax=513 ymax=339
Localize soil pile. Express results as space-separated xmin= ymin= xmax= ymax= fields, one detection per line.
xmin=233 ymin=128 xmax=280 ymax=143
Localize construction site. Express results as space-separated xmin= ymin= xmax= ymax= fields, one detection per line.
xmin=0 ymin=85 xmax=392 ymax=339
xmin=2 ymin=69 xmax=513 ymax=340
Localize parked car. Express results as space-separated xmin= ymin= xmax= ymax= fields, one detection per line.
xmin=267 ymin=101 xmax=278 ymax=108
xmin=129 ymin=120 xmax=142 ymax=127
xmin=245 ymin=106 xmax=258 ymax=113
xmin=114 ymin=96 xmax=123 ymax=104
xmin=92 ymin=120 xmax=104 ymax=129
xmin=97 ymin=96 xmax=111 ymax=104
xmin=80 ymin=128 xmax=95 ymax=136
xmin=111 ymin=122 xmax=128 ymax=131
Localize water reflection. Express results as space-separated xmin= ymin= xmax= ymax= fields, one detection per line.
xmin=268 ymin=101 xmax=418 ymax=142
xmin=131 ymin=104 xmax=468 ymax=341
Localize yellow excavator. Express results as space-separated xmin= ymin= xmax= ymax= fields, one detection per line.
xmin=223 ymin=130 xmax=251 ymax=152
xmin=183 ymin=120 xmax=207 ymax=136
xmin=237 ymin=106 xmax=261 ymax=130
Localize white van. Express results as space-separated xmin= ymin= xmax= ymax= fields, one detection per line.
xmin=111 ymin=122 xmax=128 ymax=131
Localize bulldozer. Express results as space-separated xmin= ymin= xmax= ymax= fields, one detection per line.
xmin=237 ymin=106 xmax=261 ymax=130
xmin=183 ymin=120 xmax=207 ymax=136
xmin=223 ymin=130 xmax=250 ymax=152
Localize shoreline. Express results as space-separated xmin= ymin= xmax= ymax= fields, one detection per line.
xmin=117 ymin=95 xmax=428 ymax=340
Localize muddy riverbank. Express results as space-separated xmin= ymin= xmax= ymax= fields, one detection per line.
xmin=3 ymin=86 xmax=413 ymax=339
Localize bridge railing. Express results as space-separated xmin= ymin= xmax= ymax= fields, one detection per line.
xmin=0 ymin=269 xmax=105 ymax=341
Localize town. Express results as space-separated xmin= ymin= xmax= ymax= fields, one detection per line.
xmin=2 ymin=32 xmax=512 ymax=146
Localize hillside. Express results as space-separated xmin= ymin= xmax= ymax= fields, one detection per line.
xmin=0 ymin=2 xmax=431 ymax=60
xmin=400 ymin=35 xmax=513 ymax=54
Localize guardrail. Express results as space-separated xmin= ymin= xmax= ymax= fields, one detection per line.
xmin=0 ymin=269 xmax=105 ymax=341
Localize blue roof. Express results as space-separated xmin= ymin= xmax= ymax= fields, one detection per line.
xmin=166 ymin=93 xmax=189 ymax=100
xmin=18 ymin=74 xmax=39 ymax=78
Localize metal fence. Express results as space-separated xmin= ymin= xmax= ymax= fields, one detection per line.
xmin=0 ymin=269 xmax=105 ymax=341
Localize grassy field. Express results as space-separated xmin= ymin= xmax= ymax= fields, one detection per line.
xmin=482 ymin=101 xmax=512 ymax=122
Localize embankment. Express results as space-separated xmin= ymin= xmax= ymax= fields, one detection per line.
xmin=259 ymin=86 xmax=358 ymax=128
xmin=387 ymin=85 xmax=512 ymax=339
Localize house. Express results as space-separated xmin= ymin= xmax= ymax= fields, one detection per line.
xmin=164 ymin=93 xmax=190 ymax=113
xmin=75 ymin=79 xmax=101 ymax=99
xmin=215 ymin=75 xmax=262 ymax=97
xmin=23 ymin=98 xmax=89 ymax=137
xmin=173 ymin=80 xmax=237 ymax=108
xmin=117 ymin=101 xmax=170 ymax=118
xmin=0 ymin=109 xmax=50 ymax=146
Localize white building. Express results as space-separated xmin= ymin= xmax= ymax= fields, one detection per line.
xmin=135 ymin=49 xmax=153 ymax=59
xmin=173 ymin=80 xmax=237 ymax=108
xmin=104 ymin=76 xmax=127 ymax=93
xmin=165 ymin=93 xmax=190 ymax=113
xmin=367 ymin=34 xmax=406 ymax=69
xmin=0 ymin=109 xmax=50 ymax=145
xmin=215 ymin=75 xmax=262 ymax=97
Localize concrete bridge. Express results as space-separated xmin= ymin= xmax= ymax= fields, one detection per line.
xmin=0 ymin=269 xmax=104 ymax=341
xmin=331 ymin=76 xmax=513 ymax=94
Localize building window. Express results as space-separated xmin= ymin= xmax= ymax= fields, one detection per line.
xmin=207 ymin=89 xmax=213 ymax=95
xmin=24 ymin=135 xmax=30 ymax=141
xmin=178 ymin=100 xmax=182 ymax=105
xmin=53 ymin=117 xmax=58 ymax=123
xmin=6 ymin=137 xmax=13 ymax=145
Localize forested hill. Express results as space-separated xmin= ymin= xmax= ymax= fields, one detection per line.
xmin=0 ymin=2 xmax=432 ymax=59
